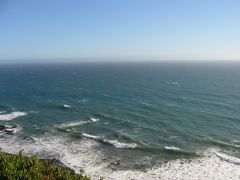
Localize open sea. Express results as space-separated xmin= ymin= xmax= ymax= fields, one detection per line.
xmin=0 ymin=62 xmax=240 ymax=179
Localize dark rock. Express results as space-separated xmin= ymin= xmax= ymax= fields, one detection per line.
xmin=0 ymin=125 xmax=5 ymax=131
xmin=0 ymin=125 xmax=17 ymax=134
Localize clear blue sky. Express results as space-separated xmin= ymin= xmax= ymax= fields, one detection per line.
xmin=0 ymin=0 xmax=240 ymax=62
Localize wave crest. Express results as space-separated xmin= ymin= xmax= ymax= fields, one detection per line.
xmin=102 ymin=139 xmax=137 ymax=149
xmin=58 ymin=117 xmax=100 ymax=129
xmin=216 ymin=152 xmax=240 ymax=165
xmin=82 ymin=133 xmax=101 ymax=140
xmin=164 ymin=146 xmax=181 ymax=151
xmin=63 ymin=104 xmax=71 ymax=108
xmin=89 ymin=118 xmax=99 ymax=122
xmin=81 ymin=132 xmax=137 ymax=149
xmin=58 ymin=121 xmax=88 ymax=128
xmin=0 ymin=112 xmax=27 ymax=121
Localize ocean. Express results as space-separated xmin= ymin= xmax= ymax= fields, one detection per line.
xmin=0 ymin=62 xmax=240 ymax=179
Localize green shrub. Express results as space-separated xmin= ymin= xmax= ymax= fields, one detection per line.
xmin=0 ymin=151 xmax=90 ymax=180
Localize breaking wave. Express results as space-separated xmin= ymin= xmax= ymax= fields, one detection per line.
xmin=81 ymin=133 xmax=137 ymax=149
xmin=0 ymin=112 xmax=27 ymax=121
xmin=58 ymin=121 xmax=89 ymax=128
xmin=164 ymin=146 xmax=181 ymax=151
xmin=57 ymin=117 xmax=100 ymax=128
xmin=89 ymin=117 xmax=99 ymax=122
xmin=82 ymin=132 xmax=101 ymax=140
xmin=102 ymin=139 xmax=137 ymax=149
xmin=63 ymin=104 xmax=71 ymax=108
xmin=216 ymin=152 xmax=240 ymax=165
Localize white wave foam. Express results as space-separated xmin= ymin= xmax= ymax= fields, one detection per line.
xmin=233 ymin=140 xmax=240 ymax=143
xmin=82 ymin=133 xmax=101 ymax=140
xmin=63 ymin=104 xmax=71 ymax=108
xmin=97 ymin=149 xmax=240 ymax=180
xmin=103 ymin=139 xmax=137 ymax=149
xmin=89 ymin=117 xmax=99 ymax=122
xmin=0 ymin=112 xmax=27 ymax=121
xmin=216 ymin=153 xmax=240 ymax=165
xmin=58 ymin=121 xmax=88 ymax=128
xmin=0 ymin=111 xmax=6 ymax=114
xmin=58 ymin=117 xmax=99 ymax=128
xmin=81 ymin=132 xmax=137 ymax=149
xmin=164 ymin=146 xmax=181 ymax=151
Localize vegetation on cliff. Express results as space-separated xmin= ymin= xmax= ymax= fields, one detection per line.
xmin=0 ymin=150 xmax=90 ymax=180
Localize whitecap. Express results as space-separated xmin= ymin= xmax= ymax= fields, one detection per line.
xmin=233 ymin=140 xmax=240 ymax=143
xmin=81 ymin=132 xmax=137 ymax=149
xmin=57 ymin=118 xmax=99 ymax=129
xmin=102 ymin=139 xmax=137 ymax=149
xmin=0 ymin=112 xmax=27 ymax=121
xmin=63 ymin=104 xmax=71 ymax=108
xmin=82 ymin=133 xmax=101 ymax=140
xmin=58 ymin=121 xmax=88 ymax=128
xmin=89 ymin=117 xmax=99 ymax=122
xmin=164 ymin=146 xmax=181 ymax=151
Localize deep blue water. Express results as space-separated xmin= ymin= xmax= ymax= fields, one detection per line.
xmin=0 ymin=62 xmax=240 ymax=179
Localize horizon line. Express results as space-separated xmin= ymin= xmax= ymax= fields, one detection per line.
xmin=0 ymin=56 xmax=240 ymax=64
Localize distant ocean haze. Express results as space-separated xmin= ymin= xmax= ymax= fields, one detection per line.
xmin=0 ymin=62 xmax=240 ymax=179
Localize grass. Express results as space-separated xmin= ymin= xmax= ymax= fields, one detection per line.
xmin=0 ymin=150 xmax=90 ymax=180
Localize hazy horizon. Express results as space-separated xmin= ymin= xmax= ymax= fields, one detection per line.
xmin=1 ymin=57 xmax=240 ymax=65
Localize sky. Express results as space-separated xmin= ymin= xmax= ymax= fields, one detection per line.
xmin=0 ymin=0 xmax=240 ymax=62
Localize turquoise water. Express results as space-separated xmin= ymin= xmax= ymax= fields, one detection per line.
xmin=0 ymin=62 xmax=240 ymax=179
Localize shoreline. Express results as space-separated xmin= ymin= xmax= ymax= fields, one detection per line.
xmin=2 ymin=140 xmax=240 ymax=179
